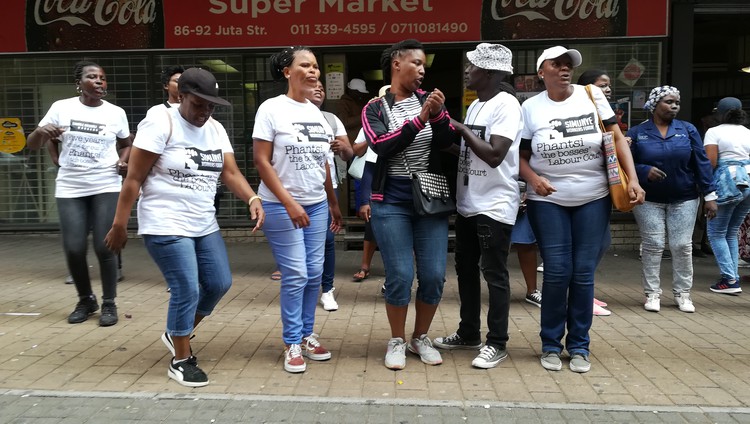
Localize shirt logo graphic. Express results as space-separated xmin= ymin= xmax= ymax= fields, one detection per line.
xmin=550 ymin=113 xmax=598 ymax=137
xmin=184 ymin=148 xmax=223 ymax=172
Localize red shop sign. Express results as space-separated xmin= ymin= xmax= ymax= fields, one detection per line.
xmin=163 ymin=0 xmax=482 ymax=48
xmin=3 ymin=0 xmax=668 ymax=54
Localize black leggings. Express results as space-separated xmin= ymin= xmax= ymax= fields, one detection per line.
xmin=57 ymin=192 xmax=119 ymax=301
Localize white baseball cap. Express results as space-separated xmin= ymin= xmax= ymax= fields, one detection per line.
xmin=347 ymin=78 xmax=369 ymax=94
xmin=536 ymin=46 xmax=582 ymax=71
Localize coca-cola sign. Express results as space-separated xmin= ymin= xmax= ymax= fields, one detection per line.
xmin=26 ymin=0 xmax=164 ymax=51
xmin=481 ymin=0 xmax=627 ymax=40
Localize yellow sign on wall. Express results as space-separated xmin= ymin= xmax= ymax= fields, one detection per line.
xmin=0 ymin=118 xmax=26 ymax=153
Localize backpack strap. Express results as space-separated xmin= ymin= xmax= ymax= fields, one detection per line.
xmin=164 ymin=108 xmax=173 ymax=145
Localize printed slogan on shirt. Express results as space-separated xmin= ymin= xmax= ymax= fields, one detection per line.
xmin=459 ymin=124 xmax=488 ymax=186
xmin=286 ymin=122 xmax=330 ymax=172
xmin=167 ymin=146 xmax=222 ymax=193
xmin=538 ymin=113 xmax=602 ymax=166
xmin=65 ymin=119 xmax=111 ymax=167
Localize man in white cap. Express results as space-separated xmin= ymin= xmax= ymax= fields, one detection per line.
xmin=432 ymin=43 xmax=523 ymax=369
xmin=338 ymin=78 xmax=370 ymax=143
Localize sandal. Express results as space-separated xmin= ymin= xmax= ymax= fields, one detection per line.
xmin=270 ymin=270 xmax=281 ymax=281
xmin=352 ymin=268 xmax=370 ymax=282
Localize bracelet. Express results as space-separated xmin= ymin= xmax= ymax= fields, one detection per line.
xmin=248 ymin=195 xmax=262 ymax=206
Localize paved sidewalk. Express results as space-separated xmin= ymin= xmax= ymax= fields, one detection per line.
xmin=3 ymin=235 xmax=750 ymax=422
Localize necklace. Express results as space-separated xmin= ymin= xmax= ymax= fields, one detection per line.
xmin=465 ymin=100 xmax=488 ymax=128
xmin=462 ymin=100 xmax=488 ymax=186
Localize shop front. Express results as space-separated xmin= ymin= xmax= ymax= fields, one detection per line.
xmin=0 ymin=0 xmax=668 ymax=243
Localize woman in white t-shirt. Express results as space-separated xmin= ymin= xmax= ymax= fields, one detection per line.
xmin=252 ymin=46 xmax=343 ymax=374
xmin=27 ymin=61 xmax=132 ymax=328
xmin=519 ymin=47 xmax=643 ymax=374
xmin=704 ymin=97 xmax=750 ymax=294
xmin=105 ymin=68 xmax=265 ymax=388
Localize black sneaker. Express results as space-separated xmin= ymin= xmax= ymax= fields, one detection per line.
xmin=433 ymin=332 xmax=482 ymax=350
xmin=99 ymin=303 xmax=118 ymax=327
xmin=168 ymin=357 xmax=208 ymax=387
xmin=472 ymin=344 xmax=508 ymax=369
xmin=525 ymin=290 xmax=542 ymax=308
xmin=68 ymin=297 xmax=99 ymax=324
xmin=161 ymin=332 xmax=196 ymax=362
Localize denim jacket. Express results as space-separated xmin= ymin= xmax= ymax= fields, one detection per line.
xmin=714 ymin=158 xmax=750 ymax=206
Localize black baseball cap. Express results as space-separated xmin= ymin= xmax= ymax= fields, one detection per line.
xmin=178 ymin=67 xmax=231 ymax=106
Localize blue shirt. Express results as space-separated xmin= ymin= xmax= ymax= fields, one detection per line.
xmin=627 ymin=118 xmax=715 ymax=204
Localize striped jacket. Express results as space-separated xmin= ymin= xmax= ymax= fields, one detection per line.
xmin=360 ymin=89 xmax=456 ymax=202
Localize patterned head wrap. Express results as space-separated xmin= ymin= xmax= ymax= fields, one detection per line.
xmin=644 ymin=85 xmax=680 ymax=112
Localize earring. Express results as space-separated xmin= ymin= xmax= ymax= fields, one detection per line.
xmin=102 ymin=89 xmax=108 ymax=97
xmin=76 ymin=85 xmax=82 ymax=94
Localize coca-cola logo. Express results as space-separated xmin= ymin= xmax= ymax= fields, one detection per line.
xmin=33 ymin=0 xmax=157 ymax=27
xmin=489 ymin=0 xmax=621 ymax=22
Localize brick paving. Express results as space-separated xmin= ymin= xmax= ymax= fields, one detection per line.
xmin=2 ymin=234 xmax=750 ymax=422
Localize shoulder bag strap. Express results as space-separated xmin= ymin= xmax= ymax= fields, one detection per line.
xmin=379 ymin=97 xmax=413 ymax=175
xmin=164 ymin=109 xmax=173 ymax=145
xmin=584 ymin=85 xmax=607 ymax=133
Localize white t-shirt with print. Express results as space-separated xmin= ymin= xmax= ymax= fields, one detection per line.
xmin=322 ymin=111 xmax=347 ymax=190
xmin=145 ymin=101 xmax=180 ymax=117
xmin=253 ymin=95 xmax=333 ymax=205
xmin=134 ymin=107 xmax=233 ymax=237
xmin=521 ymin=85 xmax=612 ymax=207
xmin=354 ymin=128 xmax=378 ymax=163
xmin=39 ymin=97 xmax=130 ymax=198
xmin=704 ymin=123 xmax=750 ymax=177
xmin=457 ymin=91 xmax=522 ymax=225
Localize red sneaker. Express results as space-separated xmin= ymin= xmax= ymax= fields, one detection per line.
xmin=284 ymin=344 xmax=306 ymax=373
xmin=301 ymin=333 xmax=332 ymax=361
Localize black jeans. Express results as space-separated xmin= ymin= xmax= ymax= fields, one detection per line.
xmin=454 ymin=214 xmax=512 ymax=349
xmin=57 ymin=192 xmax=119 ymax=301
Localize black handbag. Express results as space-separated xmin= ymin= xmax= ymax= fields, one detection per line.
xmin=379 ymin=97 xmax=455 ymax=216
xmin=410 ymin=172 xmax=456 ymax=217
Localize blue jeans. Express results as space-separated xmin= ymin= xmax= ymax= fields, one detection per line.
xmin=370 ymin=201 xmax=448 ymax=306
xmin=708 ymin=188 xmax=750 ymax=281
xmin=633 ymin=199 xmax=699 ymax=295
xmin=57 ymin=192 xmax=119 ymax=301
xmin=144 ymin=231 xmax=232 ymax=337
xmin=262 ymin=200 xmax=328 ymax=345
xmin=321 ymin=189 xmax=339 ymax=293
xmin=527 ymin=197 xmax=611 ymax=356
xmin=454 ymin=214 xmax=512 ymax=349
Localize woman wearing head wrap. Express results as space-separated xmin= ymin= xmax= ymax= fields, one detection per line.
xmin=703 ymin=97 xmax=750 ymax=294
xmin=627 ymin=85 xmax=717 ymax=313
xmin=520 ymin=46 xmax=644 ymax=374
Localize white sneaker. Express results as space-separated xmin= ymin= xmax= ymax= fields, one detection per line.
xmin=407 ymin=334 xmax=443 ymax=365
xmin=385 ymin=337 xmax=406 ymax=370
xmin=644 ymin=293 xmax=660 ymax=312
xmin=536 ymin=262 xmax=544 ymax=272
xmin=593 ymin=302 xmax=611 ymax=316
xmin=674 ymin=293 xmax=695 ymax=313
xmin=320 ymin=287 xmax=338 ymax=311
